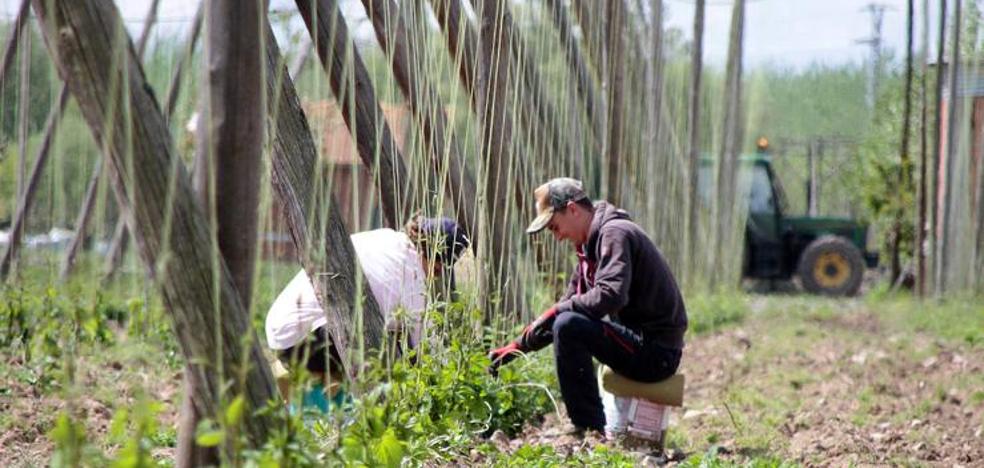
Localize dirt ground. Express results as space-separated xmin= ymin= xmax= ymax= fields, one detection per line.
xmin=482 ymin=298 xmax=984 ymax=466
xmin=677 ymin=308 xmax=983 ymax=466
xmin=0 ymin=350 xmax=182 ymax=466
xmin=2 ymin=297 xmax=982 ymax=466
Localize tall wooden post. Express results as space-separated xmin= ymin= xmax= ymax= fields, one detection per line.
xmin=544 ymin=0 xmax=603 ymax=151
xmin=294 ymin=0 xmax=413 ymax=229
xmin=62 ymin=0 xmax=164 ymax=279
xmin=359 ymin=0 xmax=478 ymax=241
xmin=178 ymin=0 xmax=267 ymax=464
xmin=648 ymin=0 xmax=665 ymax=160
xmin=0 ymin=86 xmax=70 ymax=279
xmin=477 ymin=0 xmax=526 ymax=318
xmin=0 ymin=0 xmax=31 ymax=89
xmin=930 ymin=0 xmax=947 ymax=296
xmin=16 ymin=16 xmax=30 ymax=201
xmin=916 ymin=0 xmax=930 ymax=296
xmin=30 ymin=0 xmax=277 ymax=456
xmin=807 ymin=141 xmax=817 ymax=215
xmin=892 ymin=0 xmax=915 ymax=285
xmin=713 ymin=0 xmax=745 ymax=286
xmin=428 ymin=0 xmax=479 ymax=109
xmin=263 ymin=21 xmax=386 ymax=367
xmin=939 ymin=0 xmax=960 ymax=294
xmin=605 ymin=0 xmax=624 ymax=206
xmin=104 ymin=2 xmax=204 ymax=282
xmin=686 ymin=0 xmax=706 ymax=286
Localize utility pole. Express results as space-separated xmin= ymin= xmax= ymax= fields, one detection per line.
xmin=856 ymin=3 xmax=892 ymax=109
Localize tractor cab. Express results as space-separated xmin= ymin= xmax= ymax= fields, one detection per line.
xmin=700 ymin=138 xmax=877 ymax=296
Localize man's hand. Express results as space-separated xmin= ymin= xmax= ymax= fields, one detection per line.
xmin=518 ymin=306 xmax=558 ymax=351
xmin=488 ymin=306 xmax=563 ymax=376
xmin=488 ymin=342 xmax=522 ymax=376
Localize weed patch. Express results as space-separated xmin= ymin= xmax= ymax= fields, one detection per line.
xmin=687 ymin=292 xmax=750 ymax=335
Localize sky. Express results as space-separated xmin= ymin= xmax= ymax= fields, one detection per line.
xmin=1 ymin=0 xmax=940 ymax=70
xmin=662 ymin=0 xmax=937 ymax=69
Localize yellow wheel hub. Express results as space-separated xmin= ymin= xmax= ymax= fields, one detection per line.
xmin=814 ymin=252 xmax=850 ymax=288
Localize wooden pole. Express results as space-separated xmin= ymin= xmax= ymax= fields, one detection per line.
xmin=892 ymin=0 xmax=915 ymax=285
xmin=179 ymin=0 xmax=267 ymax=463
xmin=0 ymin=0 xmax=31 ymax=89
xmin=605 ymin=0 xmax=624 ymax=206
xmin=686 ymin=0 xmax=706 ymax=286
xmin=477 ymin=0 xmax=526 ymax=318
xmin=428 ymin=0 xmax=479 ymax=109
xmin=164 ymin=3 xmax=203 ymax=123
xmin=288 ymin=39 xmax=312 ymax=79
xmin=648 ymin=0 xmax=665 ymax=160
xmin=931 ymin=0 xmax=947 ymax=296
xmin=544 ymin=0 xmax=603 ymax=150
xmin=713 ymin=0 xmax=745 ymax=286
xmin=939 ymin=0 xmax=960 ymax=294
xmin=0 ymin=86 xmax=70 ymax=280
xmin=102 ymin=211 xmax=129 ymax=280
xmin=30 ymin=0 xmax=277 ymax=454
xmin=807 ymin=141 xmax=817 ymax=215
xmin=263 ymin=21 xmax=386 ymax=365
xmin=645 ymin=0 xmax=666 ymax=237
xmin=104 ymin=2 xmax=204 ymax=282
xmin=59 ymin=159 xmax=102 ymax=279
xmin=134 ymin=0 xmax=161 ymax=57
xmin=61 ymin=0 xmax=164 ymax=280
xmin=294 ymin=0 xmax=413 ymax=229
xmin=16 ymin=17 xmax=30 ymax=203
xmin=197 ymin=0 xmax=265 ymax=306
xmin=359 ymin=0 xmax=478 ymax=241
xmin=916 ymin=0 xmax=930 ymax=296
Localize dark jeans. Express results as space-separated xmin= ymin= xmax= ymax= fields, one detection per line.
xmin=552 ymin=311 xmax=681 ymax=431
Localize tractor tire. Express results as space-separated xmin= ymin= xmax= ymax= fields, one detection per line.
xmin=797 ymin=235 xmax=865 ymax=296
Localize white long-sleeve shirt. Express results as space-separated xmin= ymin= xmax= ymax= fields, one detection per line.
xmin=265 ymin=228 xmax=426 ymax=351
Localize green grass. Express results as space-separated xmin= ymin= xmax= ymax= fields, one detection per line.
xmin=5 ymin=256 xmax=982 ymax=466
xmin=686 ymin=291 xmax=752 ymax=336
xmin=867 ymin=292 xmax=984 ymax=348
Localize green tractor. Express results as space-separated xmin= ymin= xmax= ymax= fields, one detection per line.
xmin=703 ymin=141 xmax=878 ymax=296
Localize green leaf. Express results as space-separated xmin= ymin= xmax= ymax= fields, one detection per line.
xmin=195 ymin=419 xmax=224 ymax=447
xmin=373 ymin=428 xmax=404 ymax=468
xmin=195 ymin=430 xmax=224 ymax=448
xmin=225 ymin=395 xmax=245 ymax=426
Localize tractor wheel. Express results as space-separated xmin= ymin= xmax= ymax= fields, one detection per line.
xmin=797 ymin=236 xmax=865 ymax=296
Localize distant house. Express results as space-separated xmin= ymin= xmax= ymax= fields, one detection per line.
xmin=265 ymin=101 xmax=412 ymax=261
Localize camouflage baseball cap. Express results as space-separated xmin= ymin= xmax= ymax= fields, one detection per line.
xmin=526 ymin=177 xmax=589 ymax=234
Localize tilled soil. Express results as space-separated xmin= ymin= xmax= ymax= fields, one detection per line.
xmin=683 ymin=311 xmax=983 ymax=466
xmin=0 ymin=354 xmax=181 ymax=466
xmin=3 ymin=301 xmax=982 ymax=466
xmin=485 ymin=305 xmax=984 ymax=466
